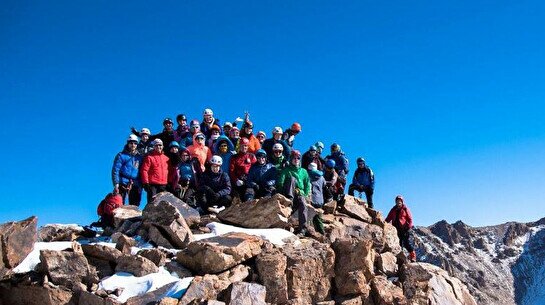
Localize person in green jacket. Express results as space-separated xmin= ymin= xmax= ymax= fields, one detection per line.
xmin=277 ymin=150 xmax=311 ymax=235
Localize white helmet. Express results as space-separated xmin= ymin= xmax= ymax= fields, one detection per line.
xmin=152 ymin=139 xmax=163 ymax=146
xmin=127 ymin=134 xmax=139 ymax=142
xmin=272 ymin=126 xmax=283 ymax=134
xmin=272 ymin=143 xmax=284 ymax=151
xmin=210 ymin=155 xmax=223 ymax=166
xmin=140 ymin=128 xmax=151 ymax=135
xmin=203 ymin=108 xmax=214 ymax=116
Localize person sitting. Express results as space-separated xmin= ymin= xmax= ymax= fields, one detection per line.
xmin=111 ymin=134 xmax=143 ymax=206
xmin=140 ymin=139 xmax=169 ymax=203
xmin=213 ymin=136 xmax=235 ymax=174
xmin=302 ymin=145 xmax=325 ymax=171
xmin=239 ymin=120 xmax=262 ymax=153
xmin=177 ymin=174 xmax=197 ymax=207
xmin=323 ymin=159 xmax=340 ymax=202
xmin=180 ymin=119 xmax=201 ymax=148
xmin=187 ymin=132 xmax=212 ymax=173
xmin=174 ymin=113 xmax=189 ymax=142
xmin=244 ymin=149 xmax=276 ymax=201
xmin=256 ymin=130 xmax=266 ymax=145
xmin=228 ymin=127 xmax=240 ymax=149
xmin=270 ymin=143 xmax=289 ymax=169
xmin=229 ymin=138 xmax=256 ymax=199
xmin=198 ymin=155 xmax=232 ymax=214
xmin=262 ymin=127 xmax=291 ymax=160
xmin=348 ymin=157 xmax=375 ymax=208
xmin=385 ymin=195 xmax=416 ymax=262
xmin=307 ymin=162 xmax=326 ymax=208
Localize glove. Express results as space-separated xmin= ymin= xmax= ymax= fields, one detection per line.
xmin=113 ymin=184 xmax=120 ymax=194
xmin=253 ymin=183 xmax=260 ymax=191
xmin=294 ymin=188 xmax=301 ymax=196
xmin=236 ymin=179 xmax=244 ymax=187
xmin=288 ymin=135 xmax=295 ymax=142
xmin=210 ymin=191 xmax=220 ymax=201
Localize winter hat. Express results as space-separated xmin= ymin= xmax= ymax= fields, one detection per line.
xmin=308 ymin=162 xmax=318 ymax=171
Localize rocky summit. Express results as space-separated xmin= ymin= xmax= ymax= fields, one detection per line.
xmin=0 ymin=193 xmax=477 ymax=305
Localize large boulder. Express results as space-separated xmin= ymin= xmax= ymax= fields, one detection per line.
xmin=39 ymin=244 xmax=98 ymax=290
xmin=176 ymin=232 xmax=263 ymax=274
xmin=0 ymin=216 xmax=38 ymax=276
xmin=333 ymin=238 xmax=374 ymax=296
xmin=340 ymin=196 xmax=372 ymax=223
xmin=112 ymin=205 xmax=142 ymax=228
xmin=125 ymin=281 xmax=180 ymax=305
xmin=137 ymin=248 xmax=166 ymax=267
xmin=401 ymin=263 xmax=477 ymax=305
xmin=0 ymin=284 xmax=74 ymax=305
xmin=328 ymin=217 xmax=385 ymax=251
xmin=217 ymin=194 xmax=293 ymax=228
xmin=377 ymin=252 xmax=399 ymax=277
xmin=228 ymin=282 xmax=267 ymax=305
xmin=115 ymin=254 xmax=158 ymax=277
xmin=383 ymin=223 xmax=402 ymax=254
xmin=255 ymin=247 xmax=288 ymax=304
xmin=142 ymin=199 xmax=194 ymax=249
xmin=39 ymin=224 xmax=85 ymax=242
xmin=149 ymin=192 xmax=200 ymax=227
xmin=82 ymin=244 xmax=123 ymax=262
xmin=370 ymin=276 xmax=407 ymax=305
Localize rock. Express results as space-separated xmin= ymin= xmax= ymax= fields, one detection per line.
xmin=150 ymin=192 xmax=201 ymax=228
xmin=383 ymin=223 xmax=402 ymax=254
xmin=402 ymin=263 xmax=477 ymax=305
xmin=143 ymin=199 xmax=194 ymax=249
xmin=79 ymin=291 xmax=121 ymax=305
xmin=157 ymin=297 xmax=179 ymax=305
xmin=165 ymin=261 xmax=193 ymax=278
xmin=82 ymin=244 xmax=123 ymax=262
xmin=333 ymin=238 xmax=374 ymax=296
xmin=328 ymin=219 xmax=385 ymax=251
xmin=125 ymin=281 xmax=179 ymax=305
xmin=115 ymin=220 xmax=142 ymax=237
xmin=179 ymin=265 xmax=250 ymax=305
xmin=366 ymin=209 xmax=386 ymax=228
xmin=0 ymin=216 xmax=38 ymax=276
xmin=86 ymin=256 xmax=115 ymax=279
xmin=39 ymin=246 xmax=98 ymax=290
xmin=370 ymin=276 xmax=407 ymax=305
xmin=115 ymin=254 xmax=158 ymax=277
xmin=38 ymin=224 xmax=85 ymax=242
xmin=138 ymin=248 xmax=166 ymax=267
xmin=217 ymin=193 xmax=292 ymax=228
xmin=323 ymin=200 xmax=337 ymax=214
xmin=341 ymin=196 xmax=373 ymax=223
xmin=256 ymin=247 xmax=288 ymax=304
xmin=0 ymin=284 xmax=74 ymax=305
xmin=112 ymin=205 xmax=142 ymax=228
xmin=228 ymin=282 xmax=267 ymax=305
xmin=147 ymin=225 xmax=175 ymax=248
xmin=377 ymin=252 xmax=398 ymax=277
xmin=115 ymin=234 xmax=137 ymax=254
xmin=176 ymin=232 xmax=263 ymax=274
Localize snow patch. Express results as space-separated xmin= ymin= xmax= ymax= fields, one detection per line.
xmin=13 ymin=241 xmax=74 ymax=274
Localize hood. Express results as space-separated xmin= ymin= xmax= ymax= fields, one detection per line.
xmin=213 ymin=135 xmax=235 ymax=154
xmin=192 ymin=133 xmax=206 ymax=147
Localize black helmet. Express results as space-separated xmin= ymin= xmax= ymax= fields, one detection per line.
xmin=163 ymin=117 xmax=174 ymax=125
xmin=176 ymin=114 xmax=186 ymax=121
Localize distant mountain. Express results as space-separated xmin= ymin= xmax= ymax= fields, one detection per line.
xmin=413 ymin=217 xmax=545 ymax=305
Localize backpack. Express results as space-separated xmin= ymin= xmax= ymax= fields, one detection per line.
xmin=97 ymin=193 xmax=123 ymax=218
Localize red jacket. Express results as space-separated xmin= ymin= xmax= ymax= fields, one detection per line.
xmin=385 ymin=204 xmax=413 ymax=230
xmin=140 ymin=151 xmax=169 ymax=185
xmin=229 ymin=152 xmax=256 ymax=182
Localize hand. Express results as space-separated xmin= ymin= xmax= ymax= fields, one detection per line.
xmin=210 ymin=191 xmax=220 ymax=201
xmin=236 ymin=179 xmax=244 ymax=187
xmin=114 ymin=184 xmax=119 ymax=194
xmin=294 ymin=188 xmax=301 ymax=195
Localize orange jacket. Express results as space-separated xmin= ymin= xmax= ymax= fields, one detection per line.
xmin=187 ymin=133 xmax=212 ymax=172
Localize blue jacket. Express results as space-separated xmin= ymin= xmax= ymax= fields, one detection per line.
xmin=308 ymin=169 xmax=326 ymax=207
xmin=326 ymin=151 xmax=349 ymax=177
xmin=199 ymin=169 xmax=231 ymax=197
xmin=178 ymin=161 xmax=195 ymax=182
xmin=213 ymin=136 xmax=236 ymax=173
xmin=352 ymin=166 xmax=375 ymax=188
xmin=112 ymin=147 xmax=143 ymax=186
xmin=246 ymin=163 xmax=276 ymax=188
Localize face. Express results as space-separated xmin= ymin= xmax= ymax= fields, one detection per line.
xmin=310 ymin=150 xmax=316 ymax=156
xmin=211 ymin=164 xmax=220 ymax=173
xmin=357 ymin=162 xmax=365 ymax=168
xmin=240 ymin=144 xmax=248 ymax=153
xmin=204 ymin=114 xmax=213 ymax=124
xmin=396 ymin=199 xmax=403 ymax=206
xmin=244 ymin=125 xmax=253 ymax=134
xmin=291 ymin=155 xmax=301 ymax=167
xmin=316 ymin=147 xmax=323 ymax=154
xmin=170 ymin=146 xmax=179 ymax=154
xmin=196 ymin=136 xmax=205 ymax=144
xmin=154 ymin=143 xmax=163 ymax=153
xmin=219 ymin=143 xmax=228 ymax=154
xmin=127 ymin=141 xmax=138 ymax=152
xmin=257 ymin=155 xmax=266 ymax=165
xmin=257 ymin=134 xmax=265 ymax=143
xmin=231 ymin=130 xmax=239 ymax=138
xmin=273 ymin=133 xmax=282 ymax=140
xmin=164 ymin=122 xmax=173 ymax=131
xmin=273 ymin=149 xmax=283 ymax=158
xmin=141 ymin=134 xmax=149 ymax=142
xmin=211 ymin=130 xmax=220 ymax=138
xmin=331 ymin=146 xmax=339 ymax=153
xmin=223 ymin=126 xmax=232 ymax=134
xmin=191 ymin=124 xmax=200 ymax=133
xmin=181 ymin=152 xmax=190 ymax=161
xmin=177 ymin=118 xmax=186 ymax=126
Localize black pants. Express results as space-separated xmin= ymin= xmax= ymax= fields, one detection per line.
xmin=146 ymin=184 xmax=167 ymax=203
xmin=244 ymin=185 xmax=275 ymax=202
xmin=282 ymin=177 xmax=308 ymax=231
xmin=348 ymin=184 xmax=374 ymax=208
xmin=120 ymin=184 xmax=142 ymax=207
xmin=198 ymin=188 xmax=232 ymax=211
xmin=397 ymin=229 xmax=415 ymax=253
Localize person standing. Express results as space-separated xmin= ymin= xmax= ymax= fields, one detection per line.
xmin=140 ymin=139 xmax=169 ymax=203
xmin=385 ymin=195 xmax=416 ymax=262
xmin=282 ymin=122 xmax=302 ymax=147
xmin=348 ymin=157 xmax=375 ymax=208
xmin=112 ymin=135 xmax=143 ymax=206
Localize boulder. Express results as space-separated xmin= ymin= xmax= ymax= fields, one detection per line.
xmin=0 ymin=216 xmax=38 ymax=276
xmin=86 ymin=256 xmax=116 ymax=279
xmin=79 ymin=291 xmax=121 ymax=305
xmin=370 ymin=276 xmax=407 ymax=305
xmin=383 ymin=223 xmax=402 ymax=254
xmin=341 ymin=196 xmax=373 ymax=223
xmin=81 ymin=244 xmax=123 ymax=262
xmin=179 ymin=265 xmax=250 ymax=305
xmin=147 ymin=225 xmax=174 ymax=248
xmin=115 ymin=234 xmax=137 ymax=254
xmin=176 ymin=232 xmax=263 ymax=274
xmin=255 ymin=247 xmax=288 ymax=304
xmin=125 ymin=281 xmax=180 ymax=305
xmin=328 ymin=219 xmax=385 ymax=251
xmin=165 ymin=261 xmax=193 ymax=278
xmin=228 ymin=282 xmax=267 ymax=305
xmin=150 ymin=192 xmax=201 ymax=228
xmin=333 ymin=238 xmax=374 ymax=296
xmin=138 ymin=248 xmax=166 ymax=267
xmin=157 ymin=297 xmax=179 ymax=305
xmin=217 ymin=193 xmax=292 ymax=228
xmin=39 ymin=245 xmax=98 ymax=290
xmin=115 ymin=220 xmax=142 ymax=237
xmin=401 ymin=263 xmax=477 ymax=305
xmin=115 ymin=254 xmax=158 ymax=277
xmin=322 ymin=200 xmax=337 ymax=214
xmin=377 ymin=252 xmax=398 ymax=277
xmin=0 ymin=284 xmax=74 ymax=305
xmin=143 ymin=199 xmax=194 ymax=249
xmin=38 ymin=224 xmax=85 ymax=242
xmin=112 ymin=205 xmax=142 ymax=228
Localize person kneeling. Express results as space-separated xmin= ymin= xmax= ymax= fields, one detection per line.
xmin=198 ymin=155 xmax=232 ymax=214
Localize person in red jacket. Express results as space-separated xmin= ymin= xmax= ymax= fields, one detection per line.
xmin=385 ymin=195 xmax=416 ymax=262
xmin=140 ymin=139 xmax=170 ymax=203
xmin=229 ymin=137 xmax=256 ymax=199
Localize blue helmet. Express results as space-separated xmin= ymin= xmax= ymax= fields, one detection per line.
xmin=326 ymin=159 xmax=336 ymax=168
xmin=169 ymin=141 xmax=180 ymax=148
xmin=309 ymin=145 xmax=317 ymax=151
xmin=255 ymin=149 xmax=267 ymax=157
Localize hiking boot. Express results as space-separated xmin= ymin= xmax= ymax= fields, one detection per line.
xmin=409 ymin=251 xmax=417 ymax=262
xmin=295 ymin=228 xmax=308 ymax=237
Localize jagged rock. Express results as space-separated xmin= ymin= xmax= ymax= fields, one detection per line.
xmin=82 ymin=244 xmax=123 ymax=262
xmin=0 ymin=216 xmax=38 ymax=276
xmin=115 ymin=234 xmax=137 ymax=254
xmin=402 ymin=263 xmax=477 ymax=305
xmin=157 ymin=297 xmax=179 ymax=305
xmin=333 ymin=238 xmax=374 ymax=296
xmin=341 ymin=196 xmax=372 ymax=223
xmin=125 ymin=281 xmax=179 ymax=305
xmin=179 ymin=265 xmax=250 ymax=305
xmin=115 ymin=254 xmax=158 ymax=277
xmin=143 ymin=199 xmax=194 ymax=249
xmin=176 ymin=232 xmax=263 ymax=274
xmin=138 ymin=248 xmax=166 ymax=267
xmin=150 ymin=192 xmax=201 ymax=228
xmin=39 ymin=224 xmax=85 ymax=242
xmin=323 ymin=200 xmax=337 ymax=214
xmin=370 ymin=276 xmax=407 ymax=305
xmin=147 ymin=225 xmax=175 ymax=248
xmin=217 ymin=193 xmax=293 ymax=228
xmin=377 ymin=252 xmax=398 ymax=277
xmin=383 ymin=223 xmax=402 ymax=254
xmin=113 ymin=205 xmax=142 ymax=228
xmin=228 ymin=282 xmax=267 ymax=305
xmin=165 ymin=261 xmax=193 ymax=278
xmin=39 ymin=245 xmax=98 ymax=290
xmin=503 ymin=223 xmax=529 ymax=246
xmin=0 ymin=284 xmax=74 ymax=305
xmin=328 ymin=218 xmax=386 ymax=251
xmin=86 ymin=256 xmax=115 ymax=279
xmin=79 ymin=291 xmax=121 ymax=305
xmin=255 ymin=247 xmax=288 ymax=304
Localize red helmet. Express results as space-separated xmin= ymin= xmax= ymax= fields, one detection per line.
xmin=239 ymin=138 xmax=250 ymax=145
xmin=290 ymin=150 xmax=301 ymax=159
xmin=395 ymin=195 xmax=404 ymax=204
xmin=291 ymin=122 xmax=302 ymax=132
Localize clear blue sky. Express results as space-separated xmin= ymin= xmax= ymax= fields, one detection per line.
xmin=1 ymin=1 xmax=544 ymax=227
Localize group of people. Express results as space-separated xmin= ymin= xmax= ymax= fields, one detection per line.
xmin=110 ymin=108 xmax=415 ymax=260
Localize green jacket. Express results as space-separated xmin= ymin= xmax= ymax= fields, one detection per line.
xmin=277 ymin=164 xmax=311 ymax=197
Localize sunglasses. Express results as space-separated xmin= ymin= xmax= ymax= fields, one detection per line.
xmin=155 ymin=144 xmax=163 ymax=147
xmin=273 ymin=150 xmax=283 ymax=154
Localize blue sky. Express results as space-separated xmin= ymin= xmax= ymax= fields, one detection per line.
xmin=1 ymin=1 xmax=544 ymax=227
